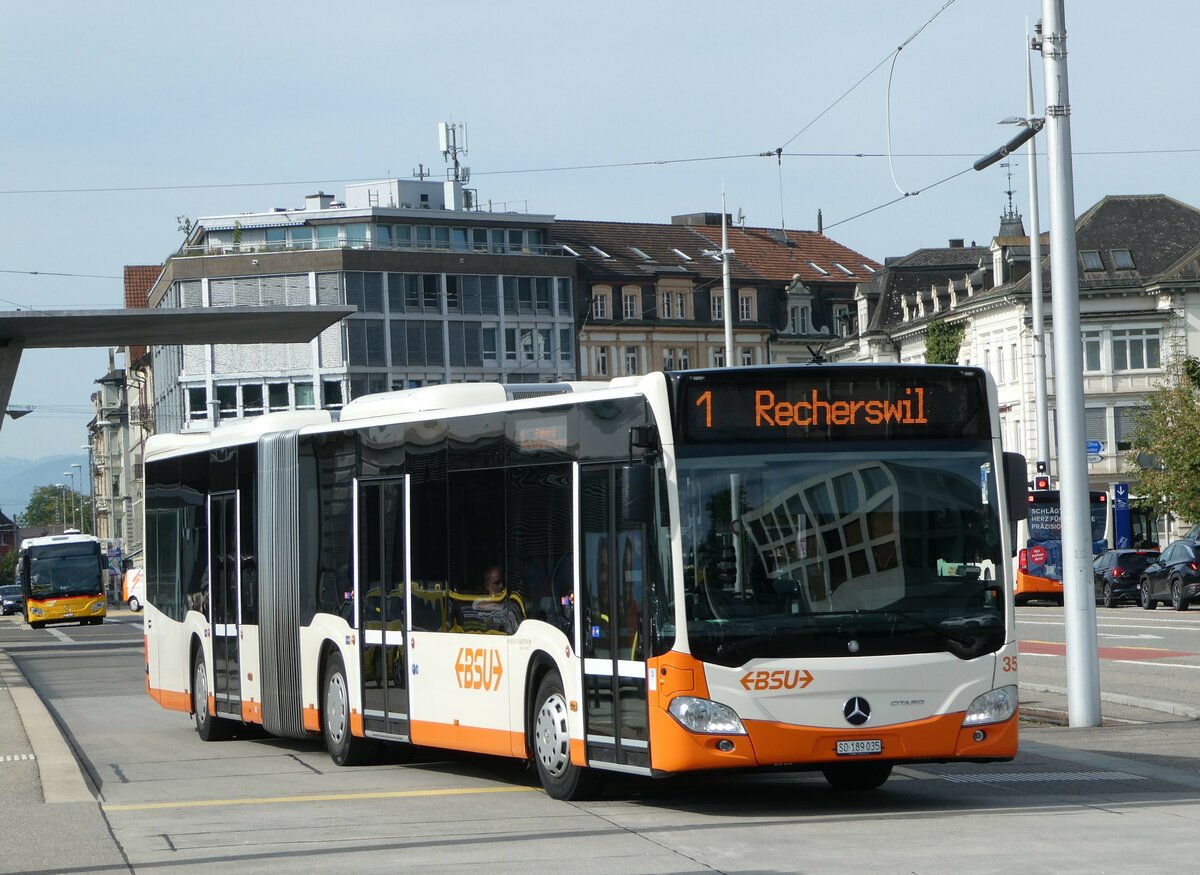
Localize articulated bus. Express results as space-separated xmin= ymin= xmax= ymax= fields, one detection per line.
xmin=1015 ymin=490 xmax=1108 ymax=606
xmin=143 ymin=364 xmax=1028 ymax=798
xmin=16 ymin=532 xmax=107 ymax=628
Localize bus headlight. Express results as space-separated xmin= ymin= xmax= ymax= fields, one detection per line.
xmin=29 ymin=607 xmax=44 ymax=617
xmin=91 ymin=602 xmax=104 ymax=612
xmin=963 ymin=685 xmax=1018 ymax=726
xmin=668 ymin=696 xmax=747 ymax=735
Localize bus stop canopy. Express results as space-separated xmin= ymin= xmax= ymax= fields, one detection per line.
xmin=0 ymin=305 xmax=354 ymax=429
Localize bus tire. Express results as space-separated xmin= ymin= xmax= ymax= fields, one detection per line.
xmin=821 ymin=762 xmax=893 ymax=791
xmin=322 ymin=652 xmax=377 ymax=766
xmin=192 ymin=654 xmax=232 ymax=741
xmin=30 ymin=621 xmax=44 ymax=630
xmin=531 ymin=671 xmax=601 ymax=801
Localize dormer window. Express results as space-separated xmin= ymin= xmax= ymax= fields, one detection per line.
xmin=1080 ymin=250 xmax=1104 ymax=271
xmin=1111 ymin=248 xmax=1135 ymax=270
xmin=807 ymin=261 xmax=829 ymax=276
xmin=589 ymin=245 xmax=612 ymax=259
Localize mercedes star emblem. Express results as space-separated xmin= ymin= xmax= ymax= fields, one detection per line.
xmin=843 ymin=696 xmax=871 ymax=726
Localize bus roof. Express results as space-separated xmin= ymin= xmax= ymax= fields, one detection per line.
xmin=19 ymin=532 xmax=101 ymax=551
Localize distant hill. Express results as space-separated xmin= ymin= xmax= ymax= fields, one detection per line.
xmin=0 ymin=455 xmax=89 ymax=521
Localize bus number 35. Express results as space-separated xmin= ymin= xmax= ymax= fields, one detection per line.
xmin=455 ymin=647 xmax=504 ymax=691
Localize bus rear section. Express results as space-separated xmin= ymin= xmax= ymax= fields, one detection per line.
xmin=1016 ymin=490 xmax=1108 ymax=605
xmin=17 ymin=533 xmax=107 ymax=628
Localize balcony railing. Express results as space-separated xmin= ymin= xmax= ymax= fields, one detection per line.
xmin=177 ymin=238 xmax=572 ymax=259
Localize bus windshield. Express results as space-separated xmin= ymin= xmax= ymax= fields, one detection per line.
xmin=28 ymin=545 xmax=103 ymax=598
xmin=678 ymin=445 xmax=1005 ymax=665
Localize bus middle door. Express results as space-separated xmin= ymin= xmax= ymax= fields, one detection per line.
xmin=208 ymin=491 xmax=241 ymax=718
xmin=581 ymin=466 xmax=650 ymax=772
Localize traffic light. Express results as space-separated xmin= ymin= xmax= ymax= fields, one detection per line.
xmin=1036 ymin=461 xmax=1047 ymax=474
xmin=1034 ymin=476 xmax=1050 ymax=490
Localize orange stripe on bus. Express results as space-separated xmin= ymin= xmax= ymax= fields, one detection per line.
xmin=1016 ymin=569 xmax=1063 ymax=596
xmin=410 ymin=719 xmax=524 ymax=759
xmin=148 ymin=686 xmax=191 ymax=714
xmin=303 ymin=706 xmax=321 ymax=733
xmin=241 ymin=699 xmax=263 ymax=724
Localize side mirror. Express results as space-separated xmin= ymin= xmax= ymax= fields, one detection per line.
xmin=622 ymin=465 xmax=654 ymax=525
xmin=1003 ymin=452 xmax=1028 ymax=523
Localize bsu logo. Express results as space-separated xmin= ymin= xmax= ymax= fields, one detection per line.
xmin=739 ymin=668 xmax=814 ymax=691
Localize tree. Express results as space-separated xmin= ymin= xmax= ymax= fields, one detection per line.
xmin=0 ymin=549 xmax=16 ymax=583
xmin=15 ymin=484 xmax=92 ymax=534
xmin=1126 ymin=356 xmax=1200 ymax=522
xmin=924 ymin=320 xmax=965 ymax=365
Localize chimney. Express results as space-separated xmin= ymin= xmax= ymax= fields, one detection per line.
xmin=817 ymin=209 xmax=823 ymax=235
xmin=305 ymin=191 xmax=335 ymax=211
xmin=948 ymin=238 xmax=965 ymax=248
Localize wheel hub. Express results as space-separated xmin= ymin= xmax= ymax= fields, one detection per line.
xmin=535 ymin=692 xmax=571 ymax=778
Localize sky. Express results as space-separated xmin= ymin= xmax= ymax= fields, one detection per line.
xmin=1 ymin=0 xmax=1197 ymax=470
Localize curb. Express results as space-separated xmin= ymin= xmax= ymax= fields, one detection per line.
xmin=1020 ymin=681 xmax=1200 ymax=721
xmin=0 ymin=650 xmax=95 ymax=803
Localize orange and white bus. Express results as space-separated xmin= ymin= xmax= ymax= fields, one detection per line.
xmin=143 ymin=364 xmax=1028 ymax=798
xmin=17 ymin=532 xmax=107 ymax=628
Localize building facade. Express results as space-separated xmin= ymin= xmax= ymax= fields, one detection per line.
xmin=830 ymin=194 xmax=1200 ymax=540
xmin=147 ymin=180 xmax=579 ymax=434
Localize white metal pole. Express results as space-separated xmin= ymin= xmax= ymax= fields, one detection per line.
xmin=721 ymin=190 xmax=733 ymax=365
xmin=1027 ymin=43 xmax=1050 ymax=473
xmin=1041 ymin=0 xmax=1101 ymax=726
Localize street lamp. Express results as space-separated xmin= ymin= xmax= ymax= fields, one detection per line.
xmin=63 ymin=471 xmax=75 ymax=527
xmin=71 ymin=462 xmax=83 ymax=532
xmin=5 ymin=406 xmax=33 ymax=420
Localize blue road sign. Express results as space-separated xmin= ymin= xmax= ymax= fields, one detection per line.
xmin=1114 ymin=482 xmax=1131 ymax=548
xmin=1086 ymin=439 xmax=1103 ymax=454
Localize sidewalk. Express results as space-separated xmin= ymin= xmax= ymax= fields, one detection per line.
xmin=0 ymin=649 xmax=128 ymax=873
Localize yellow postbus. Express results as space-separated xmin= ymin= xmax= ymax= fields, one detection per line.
xmin=17 ymin=532 xmax=107 ymax=628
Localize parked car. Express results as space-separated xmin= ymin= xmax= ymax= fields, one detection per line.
xmin=0 ymin=584 xmax=24 ymax=616
xmin=1140 ymin=539 xmax=1200 ymax=611
xmin=1093 ymin=549 xmax=1160 ymax=607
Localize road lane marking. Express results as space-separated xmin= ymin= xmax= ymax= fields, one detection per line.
xmin=1112 ymin=660 xmax=1200 ymax=670
xmin=1019 ymin=640 xmax=1196 ymax=660
xmin=48 ymin=628 xmax=74 ymax=644
xmin=102 ymin=784 xmax=539 ymax=812
xmin=1 ymin=754 xmax=36 ymax=762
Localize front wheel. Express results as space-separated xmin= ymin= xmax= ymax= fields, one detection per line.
xmin=192 ymin=655 xmax=232 ymax=741
xmin=128 ymin=596 xmax=141 ymax=612
xmin=531 ymin=672 xmax=602 ymax=801
xmin=822 ymin=762 xmax=893 ymax=791
xmin=322 ymin=652 xmax=378 ymax=766
xmin=1141 ymin=581 xmax=1158 ymax=610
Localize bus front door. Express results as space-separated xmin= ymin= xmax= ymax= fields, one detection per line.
xmin=357 ymin=478 xmax=409 ymax=739
xmin=208 ymin=491 xmax=241 ymax=718
xmin=581 ymin=466 xmax=650 ymax=772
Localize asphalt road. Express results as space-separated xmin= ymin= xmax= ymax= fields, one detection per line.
xmin=3 ymin=611 xmax=1200 ymax=873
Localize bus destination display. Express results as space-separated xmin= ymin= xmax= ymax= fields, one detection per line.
xmin=677 ymin=370 xmax=990 ymax=442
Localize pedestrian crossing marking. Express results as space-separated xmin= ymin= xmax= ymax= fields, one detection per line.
xmin=1 ymin=754 xmax=36 ymax=762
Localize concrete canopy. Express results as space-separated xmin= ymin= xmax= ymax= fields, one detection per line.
xmin=0 ymin=304 xmax=354 ymax=428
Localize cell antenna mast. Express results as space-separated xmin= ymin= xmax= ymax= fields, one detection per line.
xmin=439 ymin=121 xmax=469 ymax=183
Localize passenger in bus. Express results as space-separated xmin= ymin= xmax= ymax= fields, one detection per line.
xmin=471 ymin=564 xmax=523 ymax=633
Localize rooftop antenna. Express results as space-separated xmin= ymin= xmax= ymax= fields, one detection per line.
xmin=412 ymin=163 xmax=429 ymax=180
xmin=439 ymin=121 xmax=469 ymax=184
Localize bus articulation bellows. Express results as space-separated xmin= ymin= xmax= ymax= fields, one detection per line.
xmin=142 ymin=364 xmax=1028 ymax=798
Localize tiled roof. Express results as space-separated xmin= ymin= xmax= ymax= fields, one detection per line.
xmin=554 ymin=220 xmax=755 ymax=282
xmin=123 ymin=264 xmax=161 ymax=363
xmin=686 ymin=225 xmax=880 ymax=285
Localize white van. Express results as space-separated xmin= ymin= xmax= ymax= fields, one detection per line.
xmin=122 ymin=567 xmax=145 ymax=612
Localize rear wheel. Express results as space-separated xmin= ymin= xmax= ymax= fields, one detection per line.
xmin=192 ymin=654 xmax=232 ymax=741
xmin=322 ymin=652 xmax=378 ymax=766
xmin=128 ymin=596 xmax=141 ymax=612
xmin=1102 ymin=582 xmax=1116 ymax=609
xmin=1172 ymin=579 xmax=1189 ymax=611
xmin=1141 ymin=580 xmax=1158 ymax=610
xmin=531 ymin=672 xmax=601 ymax=801
xmin=822 ymin=762 xmax=893 ymax=791
xmin=30 ymin=620 xmax=44 ymax=629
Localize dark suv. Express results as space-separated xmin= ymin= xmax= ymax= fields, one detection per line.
xmin=0 ymin=584 xmax=24 ymax=616
xmin=1140 ymin=539 xmax=1200 ymax=611
xmin=1093 ymin=549 xmax=1159 ymax=608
